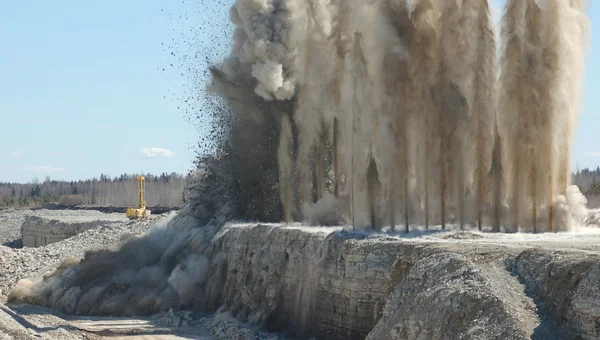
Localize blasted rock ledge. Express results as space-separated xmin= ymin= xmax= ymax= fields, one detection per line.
xmin=20 ymin=215 xmax=126 ymax=247
xmin=204 ymin=225 xmax=600 ymax=340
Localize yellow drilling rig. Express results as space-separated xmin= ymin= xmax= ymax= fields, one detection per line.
xmin=126 ymin=175 xmax=151 ymax=219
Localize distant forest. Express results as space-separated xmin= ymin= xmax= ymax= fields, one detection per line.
xmin=573 ymin=166 xmax=600 ymax=194
xmin=2 ymin=167 xmax=600 ymax=209
xmin=0 ymin=172 xmax=188 ymax=208
xmin=573 ymin=166 xmax=600 ymax=208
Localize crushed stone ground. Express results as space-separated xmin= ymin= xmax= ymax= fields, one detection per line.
xmin=0 ymin=209 xmax=293 ymax=340
xmin=3 ymin=208 xmax=600 ymax=339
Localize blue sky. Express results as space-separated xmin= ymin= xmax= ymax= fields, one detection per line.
xmin=0 ymin=1 xmax=598 ymax=183
xmin=0 ymin=0 xmax=229 ymax=183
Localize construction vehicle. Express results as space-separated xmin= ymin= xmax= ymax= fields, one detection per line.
xmin=126 ymin=175 xmax=151 ymax=219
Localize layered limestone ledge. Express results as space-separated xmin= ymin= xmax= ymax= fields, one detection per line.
xmin=203 ymin=224 xmax=600 ymax=340
xmin=20 ymin=214 xmax=127 ymax=247
xmin=11 ymin=217 xmax=600 ymax=339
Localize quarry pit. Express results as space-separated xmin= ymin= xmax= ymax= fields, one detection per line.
xmin=3 ymin=208 xmax=600 ymax=339
xmin=0 ymin=0 xmax=595 ymax=338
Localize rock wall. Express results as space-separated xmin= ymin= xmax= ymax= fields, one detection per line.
xmin=20 ymin=215 xmax=122 ymax=247
xmin=11 ymin=216 xmax=600 ymax=339
xmin=509 ymin=249 xmax=600 ymax=339
xmin=202 ymin=225 xmax=600 ymax=340
xmin=206 ymin=227 xmax=401 ymax=339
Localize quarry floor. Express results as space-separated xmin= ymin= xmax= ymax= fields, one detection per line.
xmin=1 ymin=208 xmax=600 ymax=339
xmin=0 ymin=209 xmax=292 ymax=340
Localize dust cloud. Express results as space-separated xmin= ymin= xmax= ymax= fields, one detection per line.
xmin=214 ymin=0 xmax=590 ymax=232
xmin=8 ymin=211 xmax=219 ymax=315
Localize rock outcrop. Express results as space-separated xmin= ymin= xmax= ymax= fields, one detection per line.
xmin=509 ymin=249 xmax=600 ymax=339
xmin=10 ymin=220 xmax=600 ymax=339
xmin=202 ymin=225 xmax=600 ymax=340
xmin=20 ymin=215 xmax=125 ymax=247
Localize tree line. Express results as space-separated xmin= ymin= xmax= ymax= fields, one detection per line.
xmin=2 ymin=166 xmax=599 ymax=210
xmin=566 ymin=166 xmax=600 ymax=208
xmin=573 ymin=166 xmax=600 ymax=196
xmin=0 ymin=173 xmax=188 ymax=208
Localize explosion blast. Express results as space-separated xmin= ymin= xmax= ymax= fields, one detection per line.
xmin=213 ymin=0 xmax=590 ymax=232
xmin=7 ymin=0 xmax=592 ymax=323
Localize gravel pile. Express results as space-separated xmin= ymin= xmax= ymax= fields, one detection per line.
xmin=0 ymin=209 xmax=29 ymax=246
xmin=0 ymin=210 xmax=156 ymax=300
xmin=0 ymin=209 xmax=293 ymax=340
xmin=439 ymin=230 xmax=485 ymax=239
xmin=154 ymin=309 xmax=288 ymax=339
xmin=584 ymin=209 xmax=600 ymax=227
xmin=0 ymin=209 xmax=127 ymax=247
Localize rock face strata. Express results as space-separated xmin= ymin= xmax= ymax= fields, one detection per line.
xmin=9 ymin=221 xmax=600 ymax=339
xmin=20 ymin=215 xmax=125 ymax=247
xmin=202 ymin=225 xmax=600 ymax=340
xmin=509 ymin=250 xmax=600 ymax=339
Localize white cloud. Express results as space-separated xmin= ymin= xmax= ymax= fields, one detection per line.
xmin=584 ymin=152 xmax=600 ymax=157
xmin=11 ymin=150 xmax=23 ymax=156
xmin=140 ymin=147 xmax=176 ymax=158
xmin=19 ymin=166 xmax=65 ymax=173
